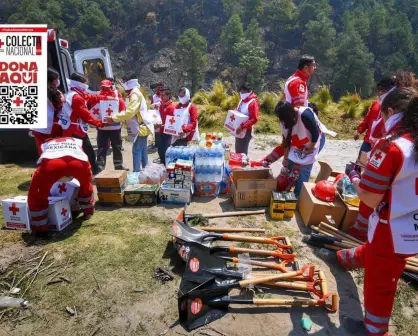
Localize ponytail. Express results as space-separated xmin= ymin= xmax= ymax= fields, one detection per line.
xmin=403 ymin=95 xmax=418 ymax=162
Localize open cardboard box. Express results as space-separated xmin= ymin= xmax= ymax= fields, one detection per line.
xmin=230 ymin=169 xmax=277 ymax=208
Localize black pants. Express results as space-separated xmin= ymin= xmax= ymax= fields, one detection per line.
xmin=155 ymin=132 xmax=172 ymax=165
xmin=73 ymin=134 xmax=98 ymax=175
xmin=235 ymin=131 xmax=252 ymax=155
xmin=172 ymin=138 xmax=189 ymax=147
xmin=97 ymin=129 xmax=123 ymax=171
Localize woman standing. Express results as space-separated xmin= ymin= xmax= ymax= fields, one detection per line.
xmin=32 ymin=68 xmax=63 ymax=154
xmin=155 ymin=88 xmax=175 ymax=165
xmin=338 ymin=87 xmax=418 ymax=335
xmin=263 ymin=101 xmax=326 ymax=196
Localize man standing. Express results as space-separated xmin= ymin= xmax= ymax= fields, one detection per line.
xmin=284 ymin=55 xmax=316 ymax=107
xmin=155 ymin=88 xmax=175 ymax=165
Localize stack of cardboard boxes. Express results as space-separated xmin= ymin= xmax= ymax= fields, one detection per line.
xmin=269 ymin=191 xmax=297 ymax=220
xmin=95 ymin=171 xmax=127 ymax=207
xmin=160 ymin=160 xmax=194 ymax=204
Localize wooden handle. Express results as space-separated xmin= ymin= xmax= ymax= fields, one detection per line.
xmin=323 ymin=244 xmax=340 ymax=251
xmin=229 ymin=247 xmax=296 ymax=261
xmin=318 ymin=271 xmax=328 ymax=296
xmin=239 ymin=259 xmax=289 ymax=272
xmin=239 ymin=270 xmax=300 ymax=287
xmin=223 ymin=234 xmax=291 ymax=249
xmin=263 ymin=281 xmax=308 ymax=291
xmin=196 ymin=227 xmax=266 ymax=233
xmin=189 ymin=210 xmax=266 ymax=219
xmin=253 ymin=298 xmax=319 ymax=306
xmin=406 ymin=260 xmax=418 ymax=267
xmin=407 ymin=257 xmax=418 ymax=264
xmin=317 ymin=225 xmax=359 ymax=248
xmin=320 ymin=222 xmax=363 ymax=245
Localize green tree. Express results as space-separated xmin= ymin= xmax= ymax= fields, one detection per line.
xmin=176 ymin=28 xmax=208 ymax=94
xmin=221 ymin=0 xmax=244 ymax=17
xmin=332 ymin=22 xmax=375 ymax=98
xmin=220 ymin=13 xmax=244 ymax=64
xmin=234 ymin=39 xmax=269 ymax=92
xmin=245 ymin=18 xmax=263 ymax=48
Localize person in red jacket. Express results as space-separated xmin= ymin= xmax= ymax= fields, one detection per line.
xmin=284 ymin=55 xmax=316 ymax=107
xmin=155 ymin=88 xmax=175 ymax=164
xmin=235 ymin=83 xmax=259 ymax=155
xmin=28 ymin=137 xmax=95 ymax=236
xmin=58 ymin=72 xmax=105 ymax=175
xmin=172 ymin=87 xmax=199 ymax=146
xmin=354 ymin=77 xmax=396 ymax=155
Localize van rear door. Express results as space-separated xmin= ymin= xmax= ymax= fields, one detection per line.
xmin=73 ymin=48 xmax=114 ymax=93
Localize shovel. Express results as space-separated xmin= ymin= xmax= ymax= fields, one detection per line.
xmin=179 ymin=280 xmax=338 ymax=331
xmin=171 ymin=220 xmax=292 ymax=250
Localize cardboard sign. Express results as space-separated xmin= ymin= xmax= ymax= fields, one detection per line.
xmin=224 ymin=110 xmax=249 ymax=139
xmin=149 ymin=109 xmax=163 ymax=125
xmin=2 ymin=196 xmax=31 ymax=231
xmin=99 ymin=100 xmax=119 ymax=123
xmin=48 ymin=197 xmax=72 ymax=232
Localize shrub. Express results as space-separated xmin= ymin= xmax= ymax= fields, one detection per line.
xmin=220 ymin=92 xmax=240 ymax=110
xmin=310 ymin=86 xmax=333 ymax=112
xmin=198 ymin=105 xmax=224 ymax=128
xmin=339 ymin=93 xmax=363 ymax=119
xmin=192 ymin=91 xmax=210 ymax=105
xmin=208 ymin=79 xmax=228 ymax=106
xmin=260 ymin=92 xmax=280 ymax=115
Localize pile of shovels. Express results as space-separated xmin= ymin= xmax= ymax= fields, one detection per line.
xmin=304 ymin=221 xmax=418 ymax=284
xmin=170 ymin=209 xmax=339 ymax=331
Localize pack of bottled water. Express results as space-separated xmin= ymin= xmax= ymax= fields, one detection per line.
xmin=126 ymin=163 xmax=166 ymax=185
xmin=165 ymin=146 xmax=196 ymax=166
xmin=195 ymin=146 xmax=225 ymax=183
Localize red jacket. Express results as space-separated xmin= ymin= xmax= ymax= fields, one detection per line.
xmin=62 ymin=88 xmax=104 ymax=138
xmin=284 ymin=70 xmax=309 ymax=107
xmin=157 ymin=100 xmax=175 ymax=133
xmin=240 ymin=93 xmax=259 ymax=130
xmin=357 ymin=100 xmax=381 ymax=143
xmin=176 ymin=103 xmax=198 ymax=141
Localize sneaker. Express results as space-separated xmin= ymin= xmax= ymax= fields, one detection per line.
xmin=342 ymin=316 xmax=368 ymax=335
xmin=153 ymin=158 xmax=161 ymax=163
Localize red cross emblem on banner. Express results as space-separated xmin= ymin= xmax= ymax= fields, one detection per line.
xmin=169 ymin=117 xmax=176 ymax=125
xmin=13 ymin=96 xmax=24 ymax=107
xmin=0 ymin=39 xmax=4 ymax=48
xmin=291 ymin=135 xmax=309 ymax=149
xmin=61 ymin=208 xmax=68 ymax=217
xmin=230 ymin=115 xmax=236 ymax=122
xmin=92 ymin=108 xmax=100 ymax=116
xmin=58 ymin=183 xmax=67 ymax=194
xmin=106 ymin=107 xmax=113 ymax=116
xmin=9 ymin=203 xmax=19 ymax=215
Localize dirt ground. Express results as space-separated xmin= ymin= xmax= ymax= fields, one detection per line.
xmin=2 ymin=132 xmax=414 ymax=336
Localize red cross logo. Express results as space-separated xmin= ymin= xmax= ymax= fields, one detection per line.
xmin=106 ymin=107 xmax=113 ymax=116
xmin=169 ymin=117 xmax=176 ymax=125
xmin=291 ymin=135 xmax=309 ymax=149
xmin=13 ymin=96 xmax=24 ymax=107
xmin=58 ymin=183 xmax=67 ymax=194
xmin=374 ymin=151 xmax=383 ymax=161
xmin=92 ymin=108 xmax=100 ymax=116
xmin=230 ymin=115 xmax=236 ymax=122
xmin=0 ymin=39 xmax=4 ymax=48
xmin=54 ymin=137 xmax=74 ymax=143
xmin=61 ymin=208 xmax=68 ymax=217
xmin=9 ymin=203 xmax=19 ymax=216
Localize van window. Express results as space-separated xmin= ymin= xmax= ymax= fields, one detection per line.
xmin=82 ymin=59 xmax=106 ymax=92
xmin=60 ymin=51 xmax=71 ymax=79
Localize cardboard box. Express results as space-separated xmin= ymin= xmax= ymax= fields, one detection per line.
xmin=124 ymin=184 xmax=159 ymax=206
xmin=298 ymin=182 xmax=346 ymax=227
xmin=224 ymin=110 xmax=249 ymax=139
xmin=149 ymin=109 xmax=162 ymax=125
xmin=48 ymin=197 xmax=72 ymax=232
xmin=96 ymin=182 xmax=127 ymax=194
xmin=100 ymin=99 xmax=119 ymax=122
xmin=314 ymin=161 xmax=344 ymax=183
xmin=339 ymin=199 xmax=359 ymax=232
xmin=2 ymin=196 xmax=31 ymax=231
xmin=98 ymin=192 xmax=124 ymax=206
xmin=195 ymin=182 xmax=221 ymax=197
xmin=95 ymin=170 xmax=127 ymax=188
xmin=163 ymin=112 xmax=187 ymax=136
xmin=159 ymin=183 xmax=192 ymax=204
xmin=231 ymin=169 xmax=276 ymax=208
xmin=50 ymin=179 xmax=80 ymax=201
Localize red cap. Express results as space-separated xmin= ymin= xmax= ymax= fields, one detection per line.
xmin=312 ymin=180 xmax=336 ymax=202
xmin=100 ymin=79 xmax=113 ymax=88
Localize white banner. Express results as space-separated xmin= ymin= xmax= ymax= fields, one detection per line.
xmin=0 ymin=24 xmax=48 ymax=129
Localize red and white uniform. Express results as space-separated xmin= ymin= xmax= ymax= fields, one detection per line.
xmin=156 ymin=100 xmax=175 ymax=133
xmin=337 ymin=132 xmax=418 ymax=335
xmin=28 ymin=138 xmax=95 ymax=232
xmin=236 ymin=93 xmax=259 ymax=135
xmin=284 ymin=70 xmax=309 ymax=107
xmin=59 ymin=87 xmax=104 ymax=138
xmin=89 ymin=89 xmax=126 ymax=131
xmin=357 ymin=101 xmax=381 ymax=144
xmin=173 ymin=103 xmax=199 ymax=142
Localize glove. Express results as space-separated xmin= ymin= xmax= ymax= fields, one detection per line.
xmin=261 ymin=160 xmax=270 ymax=168
xmin=348 ymin=170 xmax=360 ymax=183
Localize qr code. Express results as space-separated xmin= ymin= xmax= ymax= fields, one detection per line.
xmin=0 ymin=86 xmax=38 ymax=125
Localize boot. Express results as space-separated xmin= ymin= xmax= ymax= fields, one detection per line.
xmin=342 ymin=316 xmax=368 ymax=335
xmin=115 ymin=165 xmax=129 ymax=171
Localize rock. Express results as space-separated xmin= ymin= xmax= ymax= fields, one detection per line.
xmin=402 ymin=306 xmax=414 ymax=319
xmin=151 ymin=57 xmax=169 ymax=73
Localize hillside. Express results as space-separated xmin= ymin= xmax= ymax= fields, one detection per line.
xmin=2 ymin=0 xmax=418 ymax=96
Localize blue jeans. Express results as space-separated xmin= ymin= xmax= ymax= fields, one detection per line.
xmin=133 ymin=136 xmax=148 ymax=172
xmin=289 ymin=134 xmax=326 ymax=197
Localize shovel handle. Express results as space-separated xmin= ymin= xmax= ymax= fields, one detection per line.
xmin=222 ymin=234 xmax=292 ymax=249
xmin=231 ymin=257 xmax=289 ymax=273
xmin=319 ymin=222 xmax=363 ymax=245
xmin=197 ymin=227 xmax=266 ymax=233
xmin=318 ymin=271 xmax=328 ymax=296
xmin=228 ymin=247 xmax=296 ymax=261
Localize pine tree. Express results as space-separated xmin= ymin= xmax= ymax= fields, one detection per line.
xmin=176 ymin=28 xmax=208 ymax=94
xmin=245 ymin=18 xmax=263 ymax=48
xmin=220 ymin=13 xmax=244 ymax=64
